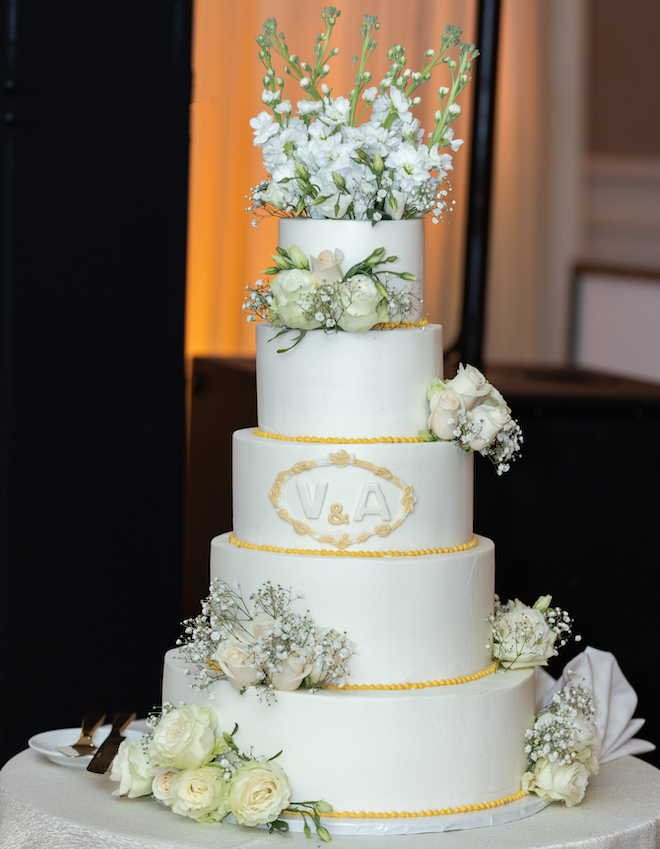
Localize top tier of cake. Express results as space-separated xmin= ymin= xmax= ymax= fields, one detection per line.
xmin=257 ymin=219 xmax=439 ymax=440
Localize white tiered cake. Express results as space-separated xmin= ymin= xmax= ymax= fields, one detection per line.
xmin=163 ymin=219 xmax=536 ymax=820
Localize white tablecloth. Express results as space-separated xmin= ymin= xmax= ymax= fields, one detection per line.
xmin=1 ymin=750 xmax=660 ymax=848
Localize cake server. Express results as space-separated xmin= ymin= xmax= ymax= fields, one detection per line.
xmin=86 ymin=710 xmax=136 ymax=774
xmin=55 ymin=712 xmax=106 ymax=757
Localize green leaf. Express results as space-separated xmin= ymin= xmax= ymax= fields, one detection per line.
xmin=418 ymin=429 xmax=437 ymax=442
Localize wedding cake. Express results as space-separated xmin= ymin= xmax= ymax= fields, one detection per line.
xmin=162 ymin=218 xmax=536 ymax=818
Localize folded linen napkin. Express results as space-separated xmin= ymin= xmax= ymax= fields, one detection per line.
xmin=534 ymin=646 xmax=655 ymax=763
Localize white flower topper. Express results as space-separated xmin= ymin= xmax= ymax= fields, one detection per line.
xmin=247 ymin=8 xmax=478 ymax=224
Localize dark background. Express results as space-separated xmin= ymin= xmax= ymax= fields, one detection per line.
xmin=0 ymin=0 xmax=192 ymax=764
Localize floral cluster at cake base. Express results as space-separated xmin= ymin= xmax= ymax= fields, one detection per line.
xmin=109 ymin=703 xmax=332 ymax=839
xmin=523 ymin=676 xmax=598 ymax=807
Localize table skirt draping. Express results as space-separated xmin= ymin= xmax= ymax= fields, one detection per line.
xmin=1 ymin=751 xmax=660 ymax=849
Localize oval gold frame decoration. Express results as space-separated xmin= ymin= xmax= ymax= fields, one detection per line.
xmin=268 ymin=449 xmax=417 ymax=550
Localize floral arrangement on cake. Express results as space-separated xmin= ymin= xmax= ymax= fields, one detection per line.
xmin=243 ymin=244 xmax=418 ymax=342
xmin=418 ymin=364 xmax=523 ymax=474
xmin=109 ymin=703 xmax=332 ymax=839
xmin=247 ymin=8 xmax=478 ymax=224
xmin=487 ymin=594 xmax=576 ymax=669
xmin=523 ymin=675 xmax=598 ymax=807
xmin=176 ymin=580 xmax=356 ymax=701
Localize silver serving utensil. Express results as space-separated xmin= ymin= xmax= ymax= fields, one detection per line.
xmin=55 ymin=712 xmax=106 ymax=757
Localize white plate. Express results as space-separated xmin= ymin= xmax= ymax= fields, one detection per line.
xmin=28 ymin=724 xmax=143 ymax=770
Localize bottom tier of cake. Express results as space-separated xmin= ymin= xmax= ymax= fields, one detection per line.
xmin=163 ymin=651 xmax=535 ymax=816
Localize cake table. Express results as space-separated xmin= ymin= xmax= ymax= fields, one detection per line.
xmin=1 ymin=750 xmax=659 ymax=849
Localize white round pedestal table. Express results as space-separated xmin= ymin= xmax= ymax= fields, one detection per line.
xmin=1 ymin=751 xmax=659 ymax=849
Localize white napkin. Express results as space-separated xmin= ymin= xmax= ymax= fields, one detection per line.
xmin=534 ymin=646 xmax=655 ymax=763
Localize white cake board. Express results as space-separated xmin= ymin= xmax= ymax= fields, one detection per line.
xmin=277 ymin=795 xmax=551 ymax=836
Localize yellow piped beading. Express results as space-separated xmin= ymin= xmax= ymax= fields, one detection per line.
xmin=228 ymin=533 xmax=478 ymax=558
xmin=374 ymin=318 xmax=429 ymax=329
xmin=287 ymin=790 xmax=526 ymax=820
xmin=254 ymin=429 xmax=424 ymax=444
xmin=328 ymin=662 xmax=499 ymax=690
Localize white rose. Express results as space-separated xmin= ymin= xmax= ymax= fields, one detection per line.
xmin=263 ymin=181 xmax=289 ymax=209
xmin=467 ymin=403 xmax=512 ymax=451
xmin=109 ymin=738 xmax=153 ymax=798
xmin=384 ymin=189 xmax=406 ymax=220
xmin=271 ymin=653 xmax=313 ymax=692
xmin=250 ymin=614 xmax=275 ymax=640
xmin=151 ymin=767 xmax=180 ymax=806
xmin=428 ymin=389 xmax=465 ymax=441
xmin=310 ymin=248 xmax=344 ymax=284
xmin=227 ymin=761 xmax=292 ymax=826
xmin=314 ymin=192 xmax=351 ymax=219
xmin=492 ymin=600 xmax=557 ymax=668
xmin=212 ymin=638 xmax=262 ymax=691
xmin=447 ymin=363 xmax=492 ymax=410
xmin=170 ymin=765 xmax=229 ymax=822
xmin=149 ymin=704 xmax=218 ymax=770
xmin=337 ymin=274 xmax=388 ymax=332
xmin=269 ymin=268 xmax=322 ymax=330
xmin=523 ymin=757 xmax=590 ymax=808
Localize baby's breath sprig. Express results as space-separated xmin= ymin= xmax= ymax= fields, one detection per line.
xmin=525 ymin=674 xmax=597 ymax=769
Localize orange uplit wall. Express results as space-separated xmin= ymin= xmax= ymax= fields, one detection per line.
xmin=185 ymin=0 xmax=477 ymax=360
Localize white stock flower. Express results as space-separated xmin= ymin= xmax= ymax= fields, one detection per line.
xmin=269 ymin=268 xmax=322 ymax=329
xmin=227 ymin=761 xmax=292 ymax=826
xmin=211 ymin=637 xmax=262 ymax=691
xmin=249 ymin=111 xmax=280 ymax=146
xmin=310 ymin=249 xmax=344 ymax=284
xmin=151 ymin=767 xmax=180 ymax=806
xmin=170 ymin=765 xmax=229 ymax=822
xmin=149 ymin=704 xmax=218 ymax=770
xmin=320 ymin=95 xmax=351 ymax=125
xmin=337 ymin=274 xmax=388 ymax=332
xmin=447 ymin=363 xmax=492 ymax=410
xmin=492 ymin=599 xmax=557 ymax=668
xmin=428 ymin=389 xmax=466 ymax=441
xmin=271 ymin=654 xmax=314 ymax=691
xmin=362 ymin=86 xmax=378 ymax=104
xmin=385 ymin=143 xmax=429 ymax=193
xmin=297 ymin=99 xmax=323 ymax=118
xmin=467 ymin=403 xmax=512 ymax=452
xmin=110 ymin=738 xmax=153 ymax=798
xmin=522 ymin=757 xmax=590 ymax=808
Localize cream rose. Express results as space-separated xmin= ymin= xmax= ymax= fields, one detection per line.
xmin=269 ymin=268 xmax=322 ymax=330
xmin=170 ymin=765 xmax=229 ymax=822
xmin=149 ymin=704 xmax=218 ymax=770
xmin=337 ymin=274 xmax=388 ymax=332
xmin=448 ymin=363 xmax=492 ymax=410
xmin=212 ymin=638 xmax=262 ymax=691
xmin=428 ymin=389 xmax=465 ymax=441
xmin=523 ymin=757 xmax=590 ymax=807
xmin=492 ymin=600 xmax=557 ymax=668
xmin=314 ymin=192 xmax=351 ymax=219
xmin=263 ymin=181 xmax=289 ymax=209
xmin=110 ymin=738 xmax=153 ymax=798
xmin=250 ymin=614 xmax=275 ymax=640
xmin=227 ymin=760 xmax=292 ymax=826
xmin=310 ymin=248 xmax=344 ymax=284
xmin=467 ymin=403 xmax=512 ymax=451
xmin=151 ymin=767 xmax=180 ymax=806
xmin=270 ymin=653 xmax=313 ymax=692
